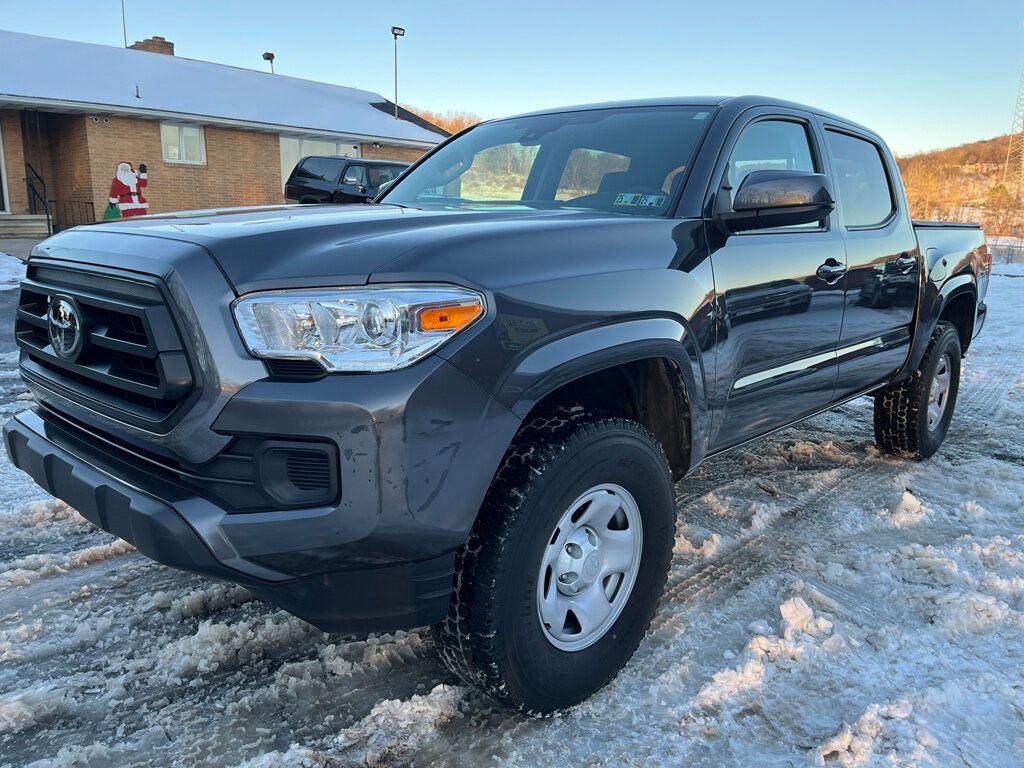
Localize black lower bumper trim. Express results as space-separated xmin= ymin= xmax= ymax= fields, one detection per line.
xmin=3 ymin=410 xmax=455 ymax=634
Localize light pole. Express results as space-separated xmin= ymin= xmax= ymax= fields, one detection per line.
xmin=262 ymin=51 xmax=276 ymax=74
xmin=391 ymin=26 xmax=405 ymax=119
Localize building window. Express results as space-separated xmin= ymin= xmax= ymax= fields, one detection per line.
xmin=161 ymin=123 xmax=206 ymax=164
xmin=279 ymin=136 xmax=359 ymax=191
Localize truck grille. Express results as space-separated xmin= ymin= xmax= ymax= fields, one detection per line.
xmin=15 ymin=264 xmax=197 ymax=431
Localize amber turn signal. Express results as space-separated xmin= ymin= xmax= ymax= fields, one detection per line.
xmin=419 ymin=302 xmax=483 ymax=332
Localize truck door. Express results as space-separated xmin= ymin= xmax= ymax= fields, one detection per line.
xmin=823 ymin=127 xmax=919 ymax=396
xmin=707 ymin=111 xmax=847 ymax=450
xmin=334 ymin=164 xmax=371 ymax=204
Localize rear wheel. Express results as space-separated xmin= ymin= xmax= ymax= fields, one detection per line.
xmin=874 ymin=321 xmax=961 ymax=459
xmin=437 ymin=409 xmax=675 ymax=713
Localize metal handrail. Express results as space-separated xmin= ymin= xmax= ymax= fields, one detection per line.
xmin=25 ymin=162 xmax=52 ymax=234
xmin=47 ymin=199 xmax=96 ymax=233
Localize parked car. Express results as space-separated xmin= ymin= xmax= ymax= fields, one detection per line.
xmin=5 ymin=96 xmax=990 ymax=714
xmin=284 ymin=156 xmax=408 ymax=204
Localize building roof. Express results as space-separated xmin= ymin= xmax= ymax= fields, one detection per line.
xmin=0 ymin=29 xmax=446 ymax=147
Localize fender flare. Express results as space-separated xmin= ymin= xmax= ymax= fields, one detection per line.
xmin=899 ymin=272 xmax=977 ymax=379
xmin=496 ymin=316 xmax=711 ymax=468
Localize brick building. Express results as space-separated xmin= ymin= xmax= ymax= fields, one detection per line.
xmin=0 ymin=30 xmax=446 ymax=236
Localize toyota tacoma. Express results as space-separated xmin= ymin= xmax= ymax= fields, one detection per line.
xmin=4 ymin=96 xmax=990 ymax=713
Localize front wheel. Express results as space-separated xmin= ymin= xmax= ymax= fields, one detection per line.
xmin=437 ymin=409 xmax=675 ymax=713
xmin=874 ymin=321 xmax=961 ymax=459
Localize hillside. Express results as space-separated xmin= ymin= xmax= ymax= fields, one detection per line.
xmin=896 ymin=134 xmax=1020 ymax=235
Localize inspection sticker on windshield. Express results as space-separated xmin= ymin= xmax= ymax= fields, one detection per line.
xmin=614 ymin=193 xmax=666 ymax=207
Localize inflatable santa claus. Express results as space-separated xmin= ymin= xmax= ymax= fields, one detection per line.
xmin=107 ymin=162 xmax=149 ymax=218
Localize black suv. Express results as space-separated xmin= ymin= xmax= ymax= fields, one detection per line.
xmin=284 ymin=156 xmax=409 ymax=204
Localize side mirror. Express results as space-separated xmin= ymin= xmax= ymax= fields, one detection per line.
xmin=377 ymin=179 xmax=395 ymax=196
xmin=715 ymin=170 xmax=834 ymax=233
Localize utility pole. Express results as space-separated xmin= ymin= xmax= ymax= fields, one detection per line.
xmin=120 ymin=0 xmax=128 ymax=47
xmin=1002 ymin=62 xmax=1024 ymax=200
xmin=391 ymin=26 xmax=405 ymax=119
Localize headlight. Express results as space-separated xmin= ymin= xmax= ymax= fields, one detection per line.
xmin=232 ymin=285 xmax=485 ymax=372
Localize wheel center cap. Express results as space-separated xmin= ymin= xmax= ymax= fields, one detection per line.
xmin=583 ymin=553 xmax=602 ymax=581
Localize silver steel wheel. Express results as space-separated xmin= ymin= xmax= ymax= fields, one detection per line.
xmin=927 ymin=353 xmax=952 ymax=431
xmin=536 ymin=483 xmax=643 ymax=652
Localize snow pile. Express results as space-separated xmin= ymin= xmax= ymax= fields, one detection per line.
xmin=136 ymin=583 xmax=255 ymax=621
xmin=692 ymin=595 xmax=833 ymax=712
xmin=0 ymin=499 xmax=88 ymax=528
xmin=0 ymin=686 xmax=73 ymax=734
xmin=318 ymin=630 xmax=427 ymax=678
xmin=234 ymin=684 xmax=466 ymax=768
xmin=885 ymin=536 xmax=1024 ymax=639
xmin=673 ymin=529 xmax=722 ymax=559
xmin=329 ymin=684 xmax=465 ymax=763
xmin=0 ymin=620 xmax=43 ymax=662
xmin=154 ymin=613 xmax=320 ymax=682
xmin=0 ymin=538 xmax=134 ymax=588
xmin=882 ymin=490 xmax=930 ymax=528
xmin=812 ymin=700 xmax=930 ymax=767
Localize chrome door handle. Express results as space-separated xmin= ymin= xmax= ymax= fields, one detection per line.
xmin=816 ymin=259 xmax=847 ymax=284
xmin=894 ymin=254 xmax=917 ymax=273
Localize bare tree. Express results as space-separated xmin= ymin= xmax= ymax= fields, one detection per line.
xmin=408 ymin=108 xmax=482 ymax=135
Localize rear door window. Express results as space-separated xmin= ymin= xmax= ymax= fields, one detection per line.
xmin=555 ymin=149 xmax=630 ymax=200
xmin=458 ymin=143 xmax=541 ymax=201
xmin=297 ymin=157 xmax=343 ymax=181
xmin=369 ymin=165 xmax=404 ymax=187
xmin=826 ymin=130 xmax=895 ymax=228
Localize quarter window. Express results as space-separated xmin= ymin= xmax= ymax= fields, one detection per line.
xmin=161 ymin=123 xmax=205 ymax=164
xmin=826 ymin=131 xmax=895 ymax=228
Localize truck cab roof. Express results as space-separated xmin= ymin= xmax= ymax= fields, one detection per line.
xmin=506 ymin=95 xmax=880 ymax=141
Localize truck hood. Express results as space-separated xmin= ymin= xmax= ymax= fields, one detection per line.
xmin=74 ymin=204 xmax=679 ymax=294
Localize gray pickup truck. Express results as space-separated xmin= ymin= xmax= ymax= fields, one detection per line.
xmin=5 ymin=96 xmax=989 ymax=712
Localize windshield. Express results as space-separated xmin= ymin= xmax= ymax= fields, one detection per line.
xmin=380 ymin=106 xmax=714 ymax=216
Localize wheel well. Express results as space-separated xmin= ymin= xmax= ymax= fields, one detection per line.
xmin=524 ymin=358 xmax=691 ymax=481
xmin=939 ymin=290 xmax=976 ymax=354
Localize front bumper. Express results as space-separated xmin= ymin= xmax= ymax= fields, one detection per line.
xmin=4 ymin=409 xmax=450 ymax=632
xmin=4 ymin=356 xmax=521 ymax=633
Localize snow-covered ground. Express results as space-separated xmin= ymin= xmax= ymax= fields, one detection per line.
xmin=0 ymin=273 xmax=1022 ymax=768
xmin=0 ymin=254 xmax=26 ymax=292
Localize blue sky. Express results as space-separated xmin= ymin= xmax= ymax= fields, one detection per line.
xmin=3 ymin=0 xmax=1022 ymax=154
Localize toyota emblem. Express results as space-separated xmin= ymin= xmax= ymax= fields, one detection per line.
xmin=47 ymin=296 xmax=83 ymax=360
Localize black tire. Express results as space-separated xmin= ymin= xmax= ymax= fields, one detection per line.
xmin=437 ymin=408 xmax=675 ymax=714
xmin=874 ymin=321 xmax=961 ymax=459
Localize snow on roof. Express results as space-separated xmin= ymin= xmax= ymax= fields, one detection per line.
xmin=0 ymin=29 xmax=445 ymax=146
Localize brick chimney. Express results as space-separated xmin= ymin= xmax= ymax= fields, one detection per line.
xmin=129 ymin=36 xmax=174 ymax=55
